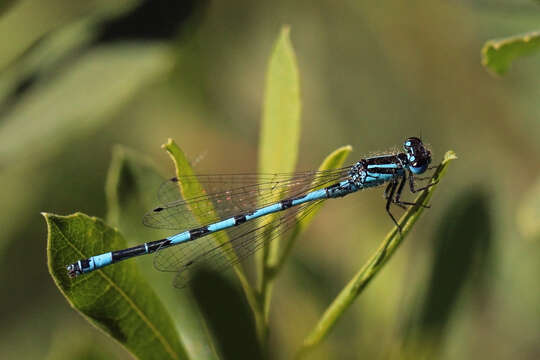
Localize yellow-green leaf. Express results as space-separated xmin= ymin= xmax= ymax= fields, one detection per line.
xmin=273 ymin=145 xmax=353 ymax=273
xmin=257 ymin=26 xmax=302 ymax=322
xmin=258 ymin=25 xmax=301 ymax=176
xmin=295 ymin=146 xmax=353 ymax=231
xmin=161 ymin=139 xmax=258 ymax=315
xmin=482 ymin=31 xmax=540 ymax=75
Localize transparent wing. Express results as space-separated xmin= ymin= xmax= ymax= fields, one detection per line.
xmin=143 ymin=168 xmax=351 ymax=230
xmin=152 ymin=200 xmax=323 ymax=288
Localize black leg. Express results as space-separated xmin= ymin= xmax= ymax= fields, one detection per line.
xmin=386 ymin=178 xmax=406 ymax=209
xmin=385 ymin=180 xmax=400 ymax=231
xmin=409 ymin=170 xmax=438 ymax=194
xmin=386 ymin=172 xmax=430 ymax=209
xmin=375 ymin=179 xmax=400 ymax=264
xmin=392 ymin=173 xmax=425 ymax=208
xmin=393 ymin=173 xmax=407 ymax=203
xmin=384 ymin=181 xmax=393 ymax=200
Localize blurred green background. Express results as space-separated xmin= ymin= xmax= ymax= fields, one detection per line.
xmin=1 ymin=0 xmax=540 ymax=359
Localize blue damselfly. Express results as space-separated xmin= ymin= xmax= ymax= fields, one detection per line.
xmin=67 ymin=137 xmax=435 ymax=287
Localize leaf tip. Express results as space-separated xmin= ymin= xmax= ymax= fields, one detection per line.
xmin=161 ymin=138 xmax=178 ymax=153
xmin=443 ymin=150 xmax=458 ymax=162
xmin=281 ymin=24 xmax=291 ymax=36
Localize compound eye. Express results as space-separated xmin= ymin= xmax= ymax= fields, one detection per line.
xmin=404 ymin=137 xmax=422 ymax=151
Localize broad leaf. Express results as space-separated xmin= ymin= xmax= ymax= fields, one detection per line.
xmin=44 ymin=212 xmax=188 ymax=360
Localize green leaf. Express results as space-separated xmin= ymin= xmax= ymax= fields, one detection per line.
xmin=257 ymin=25 xmax=301 ymax=320
xmin=161 ymin=139 xmax=244 ymax=271
xmin=273 ymin=145 xmax=353 ymax=274
xmin=44 ymin=212 xmax=188 ymax=360
xmin=481 ymin=30 xmax=540 ymax=75
xmin=298 ymin=145 xmax=353 ymax=228
xmin=517 ymin=176 xmax=540 ymax=240
xmin=0 ymin=43 xmax=174 ymax=166
xmin=104 ymin=145 xmax=220 ymax=360
xmin=297 ymin=151 xmax=458 ymax=358
xmin=258 ymin=25 xmax=301 ymax=176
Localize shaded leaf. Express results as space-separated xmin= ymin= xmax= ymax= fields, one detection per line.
xmin=403 ymin=187 xmax=492 ymax=357
xmin=44 ymin=212 xmax=187 ymax=360
xmin=190 ymin=269 xmax=263 ymax=360
xmin=105 ymin=145 xmax=166 ymax=239
xmin=482 ymin=31 xmax=540 ymax=75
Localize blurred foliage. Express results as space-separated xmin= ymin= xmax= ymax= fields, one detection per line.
xmin=482 ymin=31 xmax=540 ymax=75
xmin=517 ymin=175 xmax=540 ymax=240
xmin=0 ymin=42 xmax=173 ymax=166
xmin=0 ymin=0 xmax=17 ymax=17
xmin=1 ymin=0 xmax=540 ymax=359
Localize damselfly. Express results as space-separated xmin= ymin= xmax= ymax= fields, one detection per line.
xmin=67 ymin=137 xmax=435 ymax=287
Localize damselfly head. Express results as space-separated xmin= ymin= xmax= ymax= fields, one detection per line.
xmin=403 ymin=137 xmax=431 ymax=174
